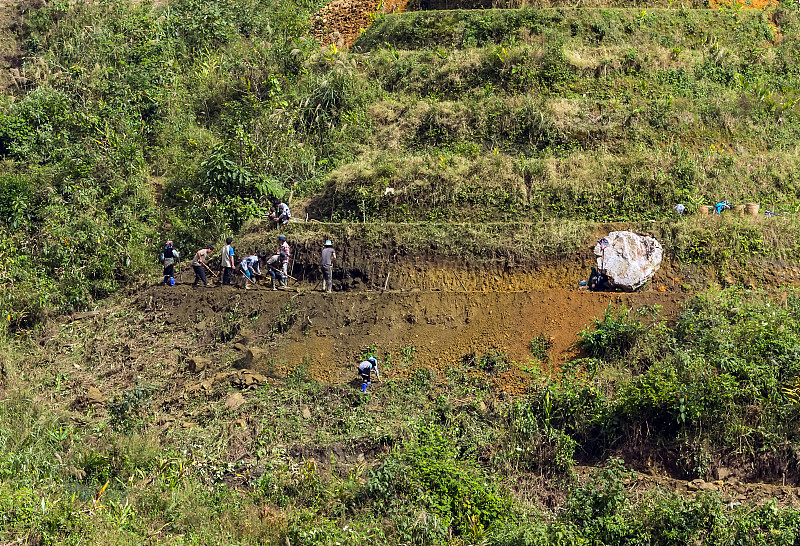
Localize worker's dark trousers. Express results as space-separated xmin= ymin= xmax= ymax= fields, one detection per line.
xmin=161 ymin=264 xmax=174 ymax=284
xmin=222 ymin=267 xmax=233 ymax=285
xmin=270 ymin=269 xmax=285 ymax=285
xmin=321 ymin=265 xmax=333 ymax=289
xmin=192 ymin=265 xmax=208 ymax=286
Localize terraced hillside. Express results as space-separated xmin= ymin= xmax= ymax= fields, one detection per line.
xmin=3 ymin=0 xmax=800 ymax=543
xmin=315 ymin=6 xmax=800 ymax=224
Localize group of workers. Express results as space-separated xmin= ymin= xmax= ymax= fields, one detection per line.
xmin=158 ymin=231 xmax=380 ymax=392
xmin=159 ymin=233 xmax=336 ymax=293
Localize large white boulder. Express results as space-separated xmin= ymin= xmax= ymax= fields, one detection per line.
xmin=594 ymin=231 xmax=662 ymax=291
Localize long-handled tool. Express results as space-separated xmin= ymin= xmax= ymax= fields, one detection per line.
xmin=201 ymin=261 xmax=218 ymax=279
xmin=241 ymin=270 xmax=261 ymax=289
xmin=267 ymin=264 xmax=297 ymax=281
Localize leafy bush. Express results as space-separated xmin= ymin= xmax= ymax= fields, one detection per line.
xmin=561 ymin=458 xmax=635 ymax=541
xmin=365 ymin=426 xmax=512 ymax=539
xmin=501 ymin=400 xmax=578 ymax=476
xmin=580 ymin=304 xmax=645 ymax=361
xmin=529 ymin=335 xmax=552 ymax=363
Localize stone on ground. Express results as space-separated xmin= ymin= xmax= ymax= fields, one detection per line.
xmin=86 ymin=386 xmax=106 ymax=405
xmin=594 ymin=231 xmax=663 ymax=291
xmin=225 ymin=392 xmax=246 ymax=411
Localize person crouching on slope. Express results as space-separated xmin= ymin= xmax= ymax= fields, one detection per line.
xmin=357 ymin=357 xmax=380 ymax=393
xmin=239 ymin=254 xmax=264 ymax=289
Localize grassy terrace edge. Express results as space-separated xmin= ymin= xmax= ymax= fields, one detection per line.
xmin=235 ymin=215 xmax=800 ymax=267
xmin=355 ymin=5 xmax=782 ymax=49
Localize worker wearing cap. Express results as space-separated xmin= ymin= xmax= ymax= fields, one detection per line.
xmin=357 ymin=357 xmax=379 ymax=393
xmin=320 ymin=239 xmax=336 ymax=293
xmin=270 ymin=198 xmax=291 ymax=226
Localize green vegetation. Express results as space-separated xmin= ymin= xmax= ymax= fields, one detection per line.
xmin=4 ymin=289 xmax=800 ymax=543
xmin=572 ymin=289 xmax=800 ymax=474
xmin=3 ymin=0 xmax=800 ymax=543
xmin=4 ymin=0 xmax=800 ymax=326
xmin=0 ymin=0 xmax=369 ymax=329
xmin=341 ymin=5 xmax=800 ymax=224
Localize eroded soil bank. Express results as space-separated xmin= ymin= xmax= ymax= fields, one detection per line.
xmin=137 ymin=281 xmax=688 ymax=385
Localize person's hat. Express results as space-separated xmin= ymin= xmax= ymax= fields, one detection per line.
xmin=273 ymin=198 xmax=281 ymax=204
xmin=208 ymin=245 xmax=214 ymax=251
xmin=368 ymin=356 xmax=377 ymax=365
xmin=166 ymin=240 xmax=173 ymax=247
xmin=324 ymin=240 xmax=333 ymax=246
xmin=278 ymin=234 xmax=286 ymax=241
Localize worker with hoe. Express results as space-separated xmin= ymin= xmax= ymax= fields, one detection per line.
xmin=191 ymin=245 xmax=214 ymax=287
xmin=239 ymin=254 xmax=265 ymax=289
xmin=267 ymin=253 xmax=287 ymax=290
xmin=261 ymin=253 xmax=282 ymax=290
xmin=221 ymin=237 xmax=236 ymax=286
xmin=320 ymin=239 xmax=336 ymax=293
xmin=269 ymin=198 xmax=291 ymax=226
xmin=357 ymin=356 xmax=379 ymax=393
xmin=159 ymin=240 xmax=180 ymax=286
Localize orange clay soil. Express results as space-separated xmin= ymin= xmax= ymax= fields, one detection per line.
xmin=135 ymin=282 xmax=688 ymax=390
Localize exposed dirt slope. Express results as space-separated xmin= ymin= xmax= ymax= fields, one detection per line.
xmin=138 ymin=283 xmax=687 ymax=385
xmin=311 ymin=0 xmax=408 ymax=47
xmin=0 ymin=0 xmax=24 ymax=90
xmin=21 ymin=255 xmax=800 ymax=505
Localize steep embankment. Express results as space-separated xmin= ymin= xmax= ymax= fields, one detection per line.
xmin=6 ymin=0 xmax=800 ymax=542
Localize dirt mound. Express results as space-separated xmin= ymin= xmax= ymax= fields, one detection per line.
xmin=311 ymin=0 xmax=408 ymax=47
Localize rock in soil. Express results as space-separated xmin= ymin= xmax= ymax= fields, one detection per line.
xmin=595 ymin=231 xmax=663 ymax=291
xmin=86 ymin=386 xmax=106 ymax=405
xmin=187 ymin=356 xmax=210 ymax=373
xmin=225 ymin=392 xmax=246 ymax=411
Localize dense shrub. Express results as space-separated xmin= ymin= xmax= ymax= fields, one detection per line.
xmin=365 ymin=426 xmax=512 ymax=540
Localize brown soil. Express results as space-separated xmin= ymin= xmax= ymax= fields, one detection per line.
xmin=25 ymin=253 xmax=800 ymax=506
xmin=140 ymin=267 xmax=688 ymax=386
xmin=0 ymin=0 xmax=26 ymax=90
xmin=628 ymin=467 xmax=800 ymax=507
xmin=311 ymin=0 xmax=409 ymax=48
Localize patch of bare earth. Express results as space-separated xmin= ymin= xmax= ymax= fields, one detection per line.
xmin=310 ymin=0 xmax=408 ymax=48
xmin=0 ymin=0 xmax=25 ymax=90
